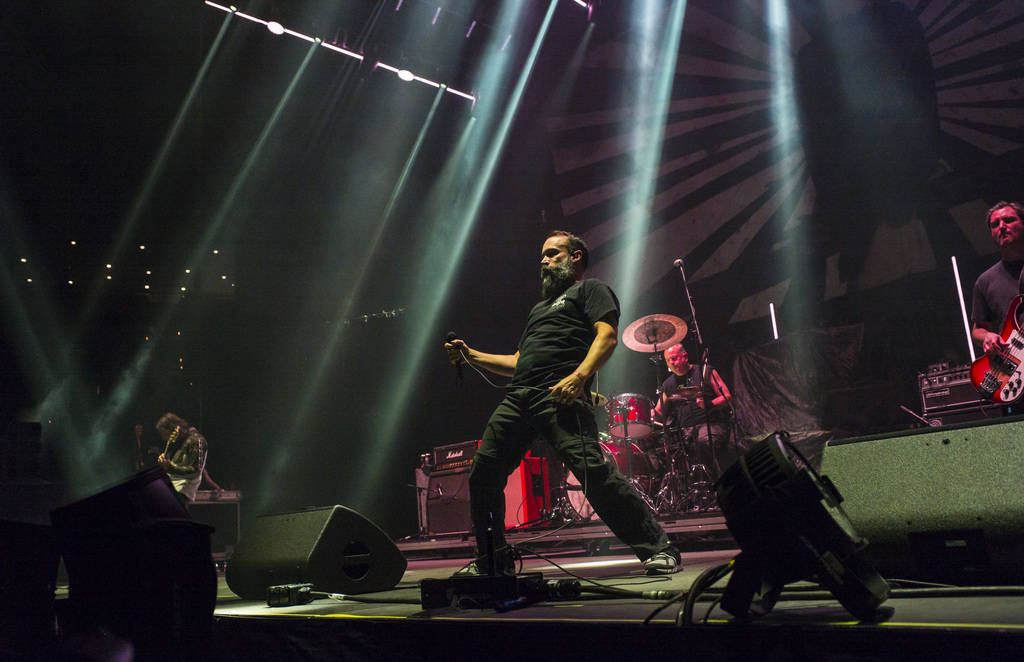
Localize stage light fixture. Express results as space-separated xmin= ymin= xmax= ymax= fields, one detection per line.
xmin=397 ymin=69 xmax=415 ymax=82
xmin=203 ymin=1 xmax=476 ymax=103
xmin=715 ymin=431 xmax=890 ymax=622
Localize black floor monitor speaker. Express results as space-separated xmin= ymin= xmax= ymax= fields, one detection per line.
xmin=225 ymin=505 xmax=408 ymax=600
xmin=821 ymin=416 xmax=1024 ymax=584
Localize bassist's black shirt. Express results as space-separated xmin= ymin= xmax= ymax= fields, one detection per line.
xmin=972 ymin=259 xmax=1024 ymax=332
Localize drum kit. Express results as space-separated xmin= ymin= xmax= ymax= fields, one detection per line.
xmin=556 ymin=313 xmax=719 ymax=521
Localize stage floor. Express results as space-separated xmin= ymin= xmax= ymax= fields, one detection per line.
xmin=210 ymin=548 xmax=1024 ymax=661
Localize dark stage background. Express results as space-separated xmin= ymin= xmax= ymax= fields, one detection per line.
xmin=2 ymin=1 xmax=1023 ymax=537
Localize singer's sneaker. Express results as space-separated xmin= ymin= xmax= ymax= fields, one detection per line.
xmin=644 ymin=550 xmax=682 ymax=575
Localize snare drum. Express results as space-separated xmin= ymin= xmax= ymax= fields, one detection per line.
xmin=565 ymin=440 xmax=653 ymax=520
xmin=607 ymin=393 xmax=654 ymax=439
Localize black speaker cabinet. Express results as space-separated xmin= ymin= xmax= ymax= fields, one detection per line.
xmin=0 ymin=520 xmax=59 ymax=650
xmin=821 ymin=416 xmax=1024 ymax=584
xmin=426 ymin=468 xmax=472 ymax=535
xmin=49 ymin=468 xmax=216 ymax=657
xmin=225 ymin=505 xmax=407 ymax=599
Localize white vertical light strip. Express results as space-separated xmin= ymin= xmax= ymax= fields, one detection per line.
xmin=769 ymin=302 xmax=779 ymax=340
xmin=951 ymin=255 xmax=976 ymax=363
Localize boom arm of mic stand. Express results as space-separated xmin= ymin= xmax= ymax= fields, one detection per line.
xmin=674 ymin=259 xmax=704 ymax=348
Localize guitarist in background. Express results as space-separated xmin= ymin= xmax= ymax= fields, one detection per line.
xmin=155 ymin=413 xmax=208 ymax=507
xmin=971 ymin=201 xmax=1024 ymax=356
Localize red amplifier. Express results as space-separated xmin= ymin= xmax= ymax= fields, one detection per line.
xmin=505 ymin=454 xmax=549 ymax=528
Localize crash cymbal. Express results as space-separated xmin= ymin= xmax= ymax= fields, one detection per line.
xmin=622 ymin=314 xmax=687 ymax=353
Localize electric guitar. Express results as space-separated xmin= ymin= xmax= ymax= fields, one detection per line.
xmin=970 ymin=295 xmax=1024 ymax=403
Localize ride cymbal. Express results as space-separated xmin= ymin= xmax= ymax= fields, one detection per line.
xmin=622 ymin=314 xmax=687 ymax=353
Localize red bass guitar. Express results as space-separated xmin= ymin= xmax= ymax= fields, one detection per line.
xmin=970 ymin=295 xmax=1024 ymax=403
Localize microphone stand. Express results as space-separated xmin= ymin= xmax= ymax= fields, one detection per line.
xmin=673 ymin=259 xmax=723 ymax=490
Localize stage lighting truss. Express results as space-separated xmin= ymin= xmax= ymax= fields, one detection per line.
xmin=204 ymin=2 xmax=477 ymax=105
xmin=715 ymin=431 xmax=891 ymax=622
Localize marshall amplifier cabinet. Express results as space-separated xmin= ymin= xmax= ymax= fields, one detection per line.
xmin=432 ymin=439 xmax=480 ymax=471
xmin=918 ymin=363 xmax=988 ymax=413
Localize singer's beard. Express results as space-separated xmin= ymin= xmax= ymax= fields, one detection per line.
xmin=541 ymin=261 xmax=576 ymax=299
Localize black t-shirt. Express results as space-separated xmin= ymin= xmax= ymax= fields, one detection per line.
xmin=660 ymin=365 xmax=728 ymax=428
xmin=510 ymin=278 xmax=619 ymax=388
xmin=971 ymin=259 xmax=1024 ymax=331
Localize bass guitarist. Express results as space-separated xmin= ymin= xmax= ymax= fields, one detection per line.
xmin=971 ymin=201 xmax=1024 ymax=357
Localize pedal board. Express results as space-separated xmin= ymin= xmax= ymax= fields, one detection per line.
xmin=420 ymin=572 xmax=581 ymax=610
xmin=420 ymin=572 xmax=543 ymax=609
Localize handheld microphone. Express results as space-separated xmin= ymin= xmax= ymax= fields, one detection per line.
xmin=446 ymin=331 xmax=464 ymax=382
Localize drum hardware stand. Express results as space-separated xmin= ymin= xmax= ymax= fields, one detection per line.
xmin=650 ymin=427 xmax=712 ymax=514
xmin=652 ymin=427 xmax=687 ymax=514
xmin=611 ymin=403 xmax=658 ymax=511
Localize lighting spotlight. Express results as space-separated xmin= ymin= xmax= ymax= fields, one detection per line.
xmin=397 ymin=69 xmax=415 ymax=82
xmin=715 ymin=431 xmax=890 ymax=622
xmin=267 ymin=21 xmax=285 ymax=35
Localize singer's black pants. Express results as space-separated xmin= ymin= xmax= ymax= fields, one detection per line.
xmin=468 ymin=387 xmax=673 ymax=563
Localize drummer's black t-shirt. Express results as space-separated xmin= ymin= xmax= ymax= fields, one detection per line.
xmin=661 ymin=365 xmax=727 ymax=428
xmin=510 ymin=278 xmax=619 ymax=389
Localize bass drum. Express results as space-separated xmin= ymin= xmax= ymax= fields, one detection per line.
xmin=565 ymin=440 xmax=653 ymax=521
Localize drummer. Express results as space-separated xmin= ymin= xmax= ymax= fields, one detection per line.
xmin=652 ymin=344 xmax=734 ymax=475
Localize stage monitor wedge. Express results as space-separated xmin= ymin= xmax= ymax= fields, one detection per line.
xmin=821 ymin=416 xmax=1024 ymax=584
xmin=226 ymin=505 xmax=407 ymax=600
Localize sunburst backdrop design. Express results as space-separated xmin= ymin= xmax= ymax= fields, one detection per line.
xmin=546 ymin=0 xmax=1024 ymax=329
